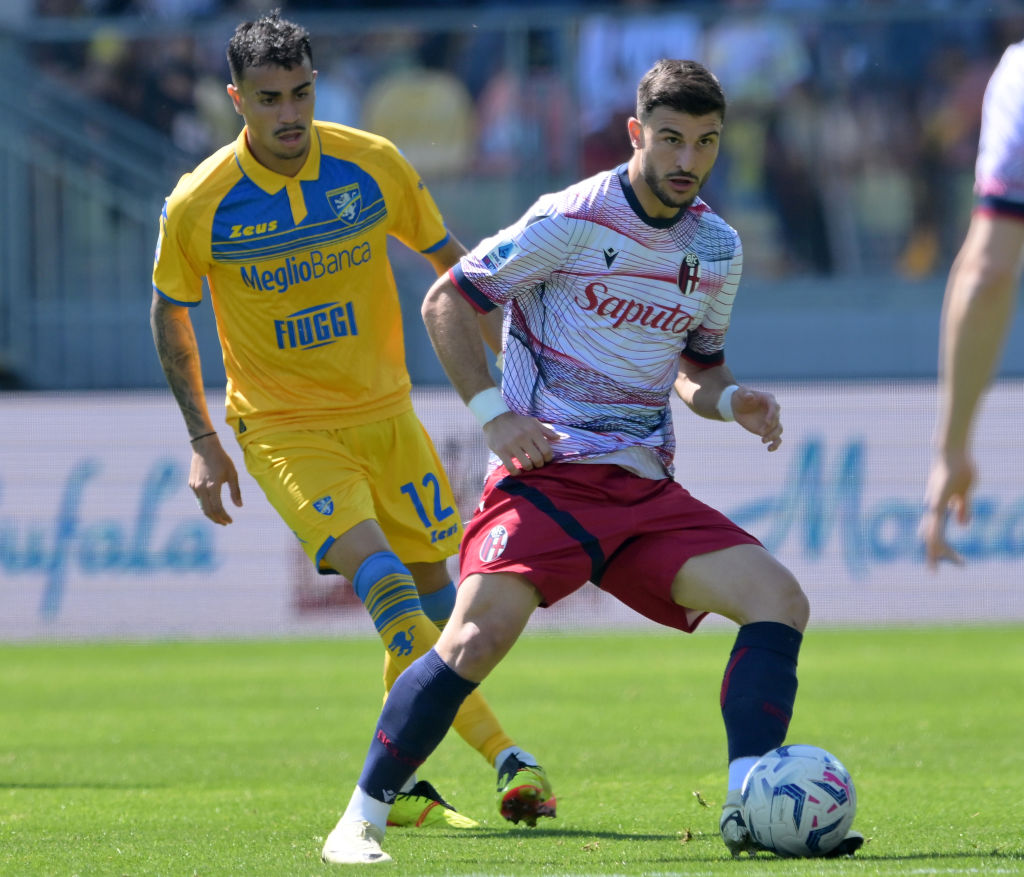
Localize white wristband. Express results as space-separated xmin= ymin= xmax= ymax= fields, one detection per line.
xmin=468 ymin=387 xmax=511 ymax=427
xmin=716 ymin=384 xmax=739 ymax=422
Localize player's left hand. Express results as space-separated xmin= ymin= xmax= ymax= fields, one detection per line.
xmin=732 ymin=387 xmax=783 ymax=452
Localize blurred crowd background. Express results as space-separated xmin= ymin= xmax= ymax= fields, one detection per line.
xmin=2 ymin=0 xmax=1023 ymax=390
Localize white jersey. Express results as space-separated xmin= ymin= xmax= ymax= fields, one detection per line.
xmin=975 ymin=40 xmax=1024 ymax=215
xmin=452 ymin=164 xmax=742 ymax=475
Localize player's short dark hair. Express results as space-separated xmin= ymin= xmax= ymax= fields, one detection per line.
xmin=226 ymin=8 xmax=313 ymax=83
xmin=636 ymin=59 xmax=726 ymax=123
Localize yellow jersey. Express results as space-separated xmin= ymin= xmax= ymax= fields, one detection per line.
xmin=152 ymin=121 xmax=449 ymax=438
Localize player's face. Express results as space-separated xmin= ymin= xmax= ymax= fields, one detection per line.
xmin=228 ymin=60 xmax=317 ymax=176
xmin=628 ymin=107 xmax=722 ymax=218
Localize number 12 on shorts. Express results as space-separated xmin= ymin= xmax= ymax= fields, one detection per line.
xmin=400 ymin=473 xmax=458 ymax=543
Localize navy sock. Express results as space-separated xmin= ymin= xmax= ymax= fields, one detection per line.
xmin=358 ymin=649 xmax=478 ymax=802
xmin=720 ymin=621 xmax=802 ymax=762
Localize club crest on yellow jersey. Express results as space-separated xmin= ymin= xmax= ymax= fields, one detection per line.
xmin=312 ymin=496 xmax=335 ymax=516
xmin=327 ymin=184 xmax=362 ymax=225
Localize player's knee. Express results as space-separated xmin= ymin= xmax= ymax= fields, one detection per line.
xmin=757 ymin=569 xmax=809 ymax=631
xmin=434 ymin=573 xmax=538 ymax=680
xmin=782 ymin=576 xmax=810 ymax=631
xmin=435 ymin=620 xmax=509 ymax=683
xmin=726 ymin=563 xmax=808 ymax=631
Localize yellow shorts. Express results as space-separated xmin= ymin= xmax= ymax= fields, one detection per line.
xmin=240 ymin=408 xmax=462 ymax=573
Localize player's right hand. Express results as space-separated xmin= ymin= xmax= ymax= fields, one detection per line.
xmin=919 ymin=450 xmax=974 ymax=569
xmin=189 ymin=434 xmax=243 ymax=525
xmin=483 ymin=412 xmax=561 ymax=475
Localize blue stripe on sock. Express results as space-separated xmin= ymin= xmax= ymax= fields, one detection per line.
xmin=352 ymin=551 xmax=405 ymax=601
xmin=353 ymin=551 xmax=421 ymax=636
xmin=364 ymin=575 xmax=420 ymax=631
xmin=420 ymin=582 xmax=456 ymax=625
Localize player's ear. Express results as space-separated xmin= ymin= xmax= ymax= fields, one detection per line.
xmin=627 ymin=117 xmax=644 ymax=150
xmin=227 ymin=82 xmax=243 ymax=116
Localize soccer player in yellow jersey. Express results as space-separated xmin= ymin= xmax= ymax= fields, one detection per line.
xmin=150 ymin=10 xmax=553 ymax=834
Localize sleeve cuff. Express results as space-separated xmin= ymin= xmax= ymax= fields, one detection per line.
xmin=450 ymin=264 xmax=498 ymax=313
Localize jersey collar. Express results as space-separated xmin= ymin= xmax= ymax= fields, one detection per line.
xmin=233 ymin=124 xmax=322 ymax=194
xmin=617 ymin=163 xmax=689 ymax=229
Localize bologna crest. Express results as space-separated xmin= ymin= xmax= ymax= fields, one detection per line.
xmin=678 ymin=252 xmax=701 ymax=296
xmin=479 ymin=525 xmax=509 ymax=563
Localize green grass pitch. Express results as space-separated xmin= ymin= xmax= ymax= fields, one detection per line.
xmin=1 ymin=626 xmax=1022 ymax=875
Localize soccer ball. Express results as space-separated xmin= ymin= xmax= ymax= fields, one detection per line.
xmin=740 ymin=744 xmax=856 ymax=857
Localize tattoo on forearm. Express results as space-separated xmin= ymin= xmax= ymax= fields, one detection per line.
xmin=152 ymin=301 xmax=210 ymax=436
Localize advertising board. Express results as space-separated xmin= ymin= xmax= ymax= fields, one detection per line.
xmin=1 ymin=382 xmax=1020 ymax=640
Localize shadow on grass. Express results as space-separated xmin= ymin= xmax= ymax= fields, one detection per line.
xmin=434 ymin=828 xmax=679 ymax=842
xmin=407 ymin=831 xmax=1024 ymax=865
xmin=0 ymin=781 xmax=162 ymax=790
xmin=837 ymin=849 xmax=1024 ymax=862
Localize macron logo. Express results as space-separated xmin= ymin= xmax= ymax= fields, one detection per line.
xmin=603 ymin=247 xmax=619 ymax=269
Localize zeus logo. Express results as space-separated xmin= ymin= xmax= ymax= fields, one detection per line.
xmin=230 ymin=220 xmax=278 ymax=238
xmin=274 ymin=302 xmax=358 ymax=350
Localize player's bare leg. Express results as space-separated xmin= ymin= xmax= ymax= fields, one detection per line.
xmin=325 ymin=572 xmax=549 ymax=865
xmin=324 ymin=527 xmax=540 ymax=830
xmin=436 ymin=573 xmax=556 ymax=825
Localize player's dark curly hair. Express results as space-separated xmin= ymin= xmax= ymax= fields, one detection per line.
xmin=636 ymin=59 xmax=726 ymax=123
xmin=226 ymin=8 xmax=313 ymax=83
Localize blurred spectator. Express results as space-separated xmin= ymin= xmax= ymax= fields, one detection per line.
xmin=700 ymin=0 xmax=814 ymax=275
xmin=703 ymin=0 xmax=811 ymax=106
xmin=901 ymin=41 xmax=996 ymax=277
xmin=577 ymin=2 xmax=702 ymax=176
xmin=851 ymin=90 xmax=919 ymax=272
xmin=314 ymin=56 xmax=363 ymax=128
xmin=192 ymin=67 xmax=239 ymax=147
xmin=762 ymin=79 xmax=833 ymax=274
xmin=80 ymin=27 xmax=143 ymax=114
xmin=21 ymin=0 xmax=1024 ymax=282
xmin=361 ymin=32 xmax=475 ymax=178
xmin=137 ymin=37 xmax=210 ymax=154
xmin=474 ymin=29 xmax=573 ymax=177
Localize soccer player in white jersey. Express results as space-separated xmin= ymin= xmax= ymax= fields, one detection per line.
xmin=322 ymin=59 xmax=862 ymax=864
xmin=921 ymin=40 xmax=1024 ymax=568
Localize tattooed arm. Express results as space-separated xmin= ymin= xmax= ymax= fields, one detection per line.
xmin=151 ymin=291 xmax=242 ymax=525
xmin=150 ymin=292 xmax=215 ymax=439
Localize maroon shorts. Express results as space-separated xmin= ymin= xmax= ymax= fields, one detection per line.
xmin=459 ymin=462 xmax=762 ymax=633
